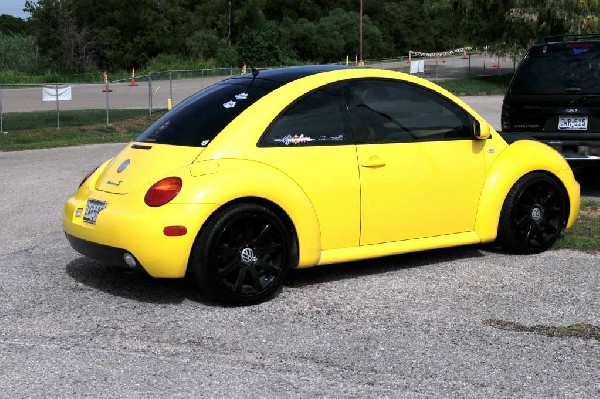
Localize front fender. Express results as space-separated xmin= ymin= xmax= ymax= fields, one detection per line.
xmin=475 ymin=140 xmax=579 ymax=242
xmin=178 ymin=159 xmax=322 ymax=267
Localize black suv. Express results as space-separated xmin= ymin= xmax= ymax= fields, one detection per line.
xmin=502 ymin=34 xmax=600 ymax=164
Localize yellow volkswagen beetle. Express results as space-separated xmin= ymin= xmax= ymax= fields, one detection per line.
xmin=64 ymin=66 xmax=580 ymax=304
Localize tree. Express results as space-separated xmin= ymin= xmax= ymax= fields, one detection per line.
xmin=424 ymin=0 xmax=600 ymax=54
xmin=0 ymin=15 xmax=28 ymax=34
xmin=25 ymin=0 xmax=95 ymax=72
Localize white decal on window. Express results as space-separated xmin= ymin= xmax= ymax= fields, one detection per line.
xmin=223 ymin=100 xmax=236 ymax=108
xmin=235 ymin=92 xmax=249 ymax=100
xmin=201 ymin=140 xmax=210 ymax=146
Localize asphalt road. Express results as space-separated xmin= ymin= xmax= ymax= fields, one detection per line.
xmin=0 ymin=142 xmax=598 ymax=398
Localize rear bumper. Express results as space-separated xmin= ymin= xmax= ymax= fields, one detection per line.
xmin=503 ymin=132 xmax=600 ymax=161
xmin=63 ymin=193 xmax=220 ymax=278
xmin=66 ymin=233 xmax=141 ymax=270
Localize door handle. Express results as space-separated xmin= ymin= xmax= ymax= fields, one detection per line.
xmin=361 ymin=156 xmax=386 ymax=168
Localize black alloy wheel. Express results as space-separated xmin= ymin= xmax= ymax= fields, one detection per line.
xmin=191 ymin=203 xmax=293 ymax=305
xmin=498 ymin=172 xmax=567 ymax=254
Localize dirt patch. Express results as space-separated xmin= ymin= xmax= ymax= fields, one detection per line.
xmin=484 ymin=319 xmax=600 ymax=340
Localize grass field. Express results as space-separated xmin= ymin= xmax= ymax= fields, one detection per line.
xmin=437 ymin=74 xmax=512 ymax=96
xmin=0 ymin=109 xmax=164 ymax=151
xmin=556 ymin=200 xmax=600 ymax=253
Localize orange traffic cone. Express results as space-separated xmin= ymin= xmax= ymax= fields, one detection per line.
xmin=129 ymin=67 xmax=138 ymax=86
xmin=102 ymin=70 xmax=112 ymax=92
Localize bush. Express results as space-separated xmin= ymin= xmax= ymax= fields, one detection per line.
xmin=0 ymin=34 xmax=41 ymax=74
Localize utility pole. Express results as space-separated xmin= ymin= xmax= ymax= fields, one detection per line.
xmin=228 ymin=1 xmax=232 ymax=45
xmin=359 ymin=0 xmax=363 ymax=66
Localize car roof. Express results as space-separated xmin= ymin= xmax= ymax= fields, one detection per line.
xmin=228 ymin=65 xmax=358 ymax=87
xmin=542 ymin=33 xmax=600 ymax=43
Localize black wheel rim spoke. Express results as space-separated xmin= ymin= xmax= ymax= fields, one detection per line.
xmin=219 ymin=259 xmax=240 ymax=276
xmin=532 ymin=223 xmax=545 ymax=246
xmin=247 ymin=265 xmax=263 ymax=291
xmin=233 ymin=267 xmax=247 ymax=293
xmin=252 ymin=224 xmax=271 ymax=245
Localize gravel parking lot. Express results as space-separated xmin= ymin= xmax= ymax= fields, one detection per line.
xmin=0 ymin=138 xmax=598 ymax=397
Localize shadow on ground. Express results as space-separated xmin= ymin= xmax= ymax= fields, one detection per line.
xmin=65 ymin=257 xmax=206 ymax=305
xmin=575 ymin=167 xmax=600 ymax=198
xmin=65 ymin=245 xmax=487 ymax=305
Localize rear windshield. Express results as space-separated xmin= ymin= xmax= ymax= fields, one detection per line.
xmin=136 ymin=77 xmax=276 ymax=147
xmin=511 ymin=42 xmax=600 ymax=95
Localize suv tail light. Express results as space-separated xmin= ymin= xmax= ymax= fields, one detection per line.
xmin=144 ymin=177 xmax=182 ymax=207
xmin=501 ymin=102 xmax=511 ymax=131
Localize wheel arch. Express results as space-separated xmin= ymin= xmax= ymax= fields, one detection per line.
xmin=181 ymin=159 xmax=324 ymax=272
xmin=475 ymin=140 xmax=575 ymax=242
xmin=203 ymin=196 xmax=301 ymax=265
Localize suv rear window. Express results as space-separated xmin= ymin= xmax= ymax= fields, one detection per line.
xmin=511 ymin=42 xmax=600 ymax=95
xmin=137 ymin=78 xmax=276 ymax=147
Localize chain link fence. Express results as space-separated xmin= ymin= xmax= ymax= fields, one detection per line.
xmin=0 ymin=54 xmax=516 ymax=133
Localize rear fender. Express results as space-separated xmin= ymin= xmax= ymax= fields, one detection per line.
xmin=179 ymin=159 xmax=322 ymax=267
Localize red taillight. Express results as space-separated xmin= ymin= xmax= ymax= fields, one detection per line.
xmin=79 ymin=166 xmax=99 ymax=188
xmin=144 ymin=177 xmax=182 ymax=207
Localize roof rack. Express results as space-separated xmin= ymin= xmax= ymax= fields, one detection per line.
xmin=543 ymin=33 xmax=600 ymax=43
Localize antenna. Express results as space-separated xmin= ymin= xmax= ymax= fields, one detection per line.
xmin=244 ymin=58 xmax=259 ymax=78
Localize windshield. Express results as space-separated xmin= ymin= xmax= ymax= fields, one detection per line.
xmin=136 ymin=77 xmax=276 ymax=147
xmin=512 ymin=42 xmax=600 ymax=95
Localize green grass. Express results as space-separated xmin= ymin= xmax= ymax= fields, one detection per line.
xmin=556 ymin=200 xmax=600 ymax=252
xmin=437 ymin=74 xmax=512 ymax=96
xmin=0 ymin=109 xmax=164 ymax=151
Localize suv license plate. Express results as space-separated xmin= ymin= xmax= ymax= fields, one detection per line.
xmin=83 ymin=199 xmax=106 ymax=224
xmin=558 ymin=115 xmax=588 ymax=130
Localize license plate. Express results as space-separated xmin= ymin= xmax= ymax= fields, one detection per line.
xmin=558 ymin=115 xmax=588 ymax=130
xmin=83 ymin=199 xmax=106 ymax=224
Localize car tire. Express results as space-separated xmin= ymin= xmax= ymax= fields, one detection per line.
xmin=497 ymin=172 xmax=566 ymax=254
xmin=190 ymin=203 xmax=293 ymax=305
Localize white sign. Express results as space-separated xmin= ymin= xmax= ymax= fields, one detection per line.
xmin=410 ymin=60 xmax=425 ymax=74
xmin=42 ymin=86 xmax=72 ymax=102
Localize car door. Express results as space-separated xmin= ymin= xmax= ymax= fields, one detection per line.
xmin=345 ymin=78 xmax=488 ymax=245
xmin=257 ymin=83 xmax=361 ymax=251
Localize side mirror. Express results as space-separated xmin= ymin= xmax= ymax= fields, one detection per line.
xmin=472 ymin=118 xmax=491 ymax=140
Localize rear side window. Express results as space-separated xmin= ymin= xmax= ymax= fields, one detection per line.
xmin=137 ymin=78 xmax=275 ymax=147
xmin=259 ymin=84 xmax=349 ymax=146
xmin=511 ymin=43 xmax=600 ymax=94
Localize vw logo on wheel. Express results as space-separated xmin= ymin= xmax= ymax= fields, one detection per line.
xmin=240 ymin=247 xmax=257 ymax=264
xmin=531 ymin=207 xmax=544 ymax=223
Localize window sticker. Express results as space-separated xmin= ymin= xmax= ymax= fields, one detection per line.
xmin=201 ymin=140 xmax=210 ymax=146
xmin=235 ymin=92 xmax=249 ymax=100
xmin=318 ymin=134 xmax=344 ymax=142
xmin=275 ymin=134 xmax=315 ymax=145
xmin=223 ymin=100 xmax=236 ymax=109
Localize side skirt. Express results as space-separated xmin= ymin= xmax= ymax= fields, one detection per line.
xmin=313 ymin=231 xmax=481 ymax=267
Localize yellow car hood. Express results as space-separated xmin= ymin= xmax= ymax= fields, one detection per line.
xmin=95 ymin=142 xmax=202 ymax=194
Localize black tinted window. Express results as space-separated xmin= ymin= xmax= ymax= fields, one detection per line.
xmin=346 ymin=79 xmax=470 ymax=143
xmin=260 ymin=84 xmax=349 ymax=146
xmin=512 ymin=43 xmax=600 ymax=94
xmin=137 ymin=78 xmax=275 ymax=147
